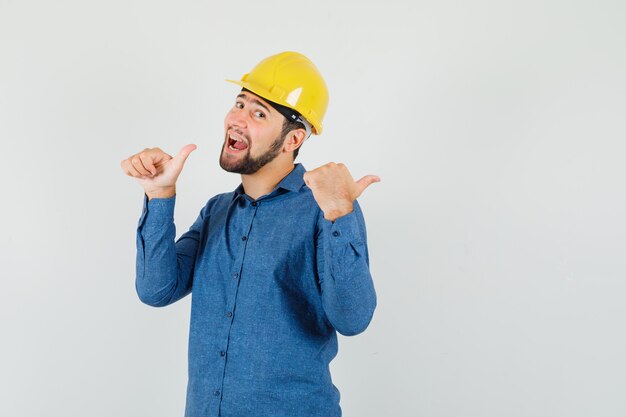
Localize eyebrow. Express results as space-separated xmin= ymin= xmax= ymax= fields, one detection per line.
xmin=237 ymin=93 xmax=272 ymax=114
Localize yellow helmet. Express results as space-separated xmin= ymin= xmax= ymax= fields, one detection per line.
xmin=226 ymin=51 xmax=329 ymax=135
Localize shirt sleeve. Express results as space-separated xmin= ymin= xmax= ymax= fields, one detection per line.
xmin=315 ymin=199 xmax=377 ymax=336
xmin=135 ymin=193 xmax=206 ymax=307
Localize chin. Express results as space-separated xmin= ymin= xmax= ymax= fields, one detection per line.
xmin=219 ymin=153 xmax=245 ymax=173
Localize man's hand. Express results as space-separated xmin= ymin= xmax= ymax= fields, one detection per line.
xmin=120 ymin=144 xmax=197 ymax=200
xmin=303 ymin=162 xmax=380 ymax=222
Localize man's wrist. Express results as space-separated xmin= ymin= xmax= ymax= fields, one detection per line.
xmin=146 ymin=187 xmax=176 ymax=200
xmin=323 ymin=201 xmax=354 ymax=222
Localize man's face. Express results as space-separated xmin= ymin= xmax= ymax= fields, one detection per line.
xmin=220 ymin=91 xmax=286 ymax=175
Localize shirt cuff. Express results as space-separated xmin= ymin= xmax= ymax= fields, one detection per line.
xmin=138 ymin=193 xmax=176 ymax=228
xmin=321 ymin=210 xmax=362 ymax=246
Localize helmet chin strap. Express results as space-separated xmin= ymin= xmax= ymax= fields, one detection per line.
xmin=296 ymin=116 xmax=313 ymax=140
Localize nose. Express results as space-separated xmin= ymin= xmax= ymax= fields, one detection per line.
xmin=226 ymin=107 xmax=248 ymax=130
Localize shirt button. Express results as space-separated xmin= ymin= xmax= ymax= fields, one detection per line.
xmin=251 ymin=201 xmax=258 ymax=207
xmin=220 ymin=351 xmax=226 ymax=357
xmin=226 ymin=311 xmax=233 ymax=318
xmin=332 ymin=231 xmax=340 ymax=237
xmin=241 ymin=236 xmax=247 ymax=241
xmin=232 ymin=272 xmax=239 ymax=279
xmin=214 ymin=390 xmax=220 ymax=397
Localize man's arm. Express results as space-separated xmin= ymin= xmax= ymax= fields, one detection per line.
xmin=304 ymin=162 xmax=380 ymax=335
xmin=135 ymin=194 xmax=206 ymax=307
xmin=120 ymin=144 xmax=199 ymax=306
xmin=315 ymin=200 xmax=377 ymax=336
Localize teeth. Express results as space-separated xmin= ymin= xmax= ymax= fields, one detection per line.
xmin=227 ymin=132 xmax=248 ymax=151
xmin=229 ymin=134 xmax=246 ymax=144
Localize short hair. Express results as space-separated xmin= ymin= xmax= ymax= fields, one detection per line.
xmin=281 ymin=117 xmax=306 ymax=160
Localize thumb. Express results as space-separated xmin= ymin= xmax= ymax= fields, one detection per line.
xmin=173 ymin=144 xmax=197 ymax=167
xmin=354 ymin=175 xmax=381 ymax=197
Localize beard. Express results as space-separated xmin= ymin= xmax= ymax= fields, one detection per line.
xmin=219 ymin=132 xmax=284 ymax=175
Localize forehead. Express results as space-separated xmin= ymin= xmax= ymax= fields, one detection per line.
xmin=236 ymin=91 xmax=273 ymax=111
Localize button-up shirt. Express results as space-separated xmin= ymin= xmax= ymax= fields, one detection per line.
xmin=135 ymin=163 xmax=377 ymax=417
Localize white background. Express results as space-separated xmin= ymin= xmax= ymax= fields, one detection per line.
xmin=1 ymin=1 xmax=625 ymax=416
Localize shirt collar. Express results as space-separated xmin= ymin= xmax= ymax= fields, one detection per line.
xmin=233 ymin=163 xmax=306 ymax=200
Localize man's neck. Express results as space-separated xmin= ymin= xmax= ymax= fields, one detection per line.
xmin=240 ymin=162 xmax=296 ymax=200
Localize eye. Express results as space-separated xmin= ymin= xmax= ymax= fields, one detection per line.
xmin=235 ymin=101 xmax=244 ymax=109
xmin=254 ymin=110 xmax=266 ymax=119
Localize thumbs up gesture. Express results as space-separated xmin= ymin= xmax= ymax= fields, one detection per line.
xmin=120 ymin=144 xmax=197 ymax=200
xmin=303 ymin=162 xmax=380 ymax=222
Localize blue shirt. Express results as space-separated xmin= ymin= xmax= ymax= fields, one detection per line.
xmin=135 ymin=163 xmax=377 ymax=417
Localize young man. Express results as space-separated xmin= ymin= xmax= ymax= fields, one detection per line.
xmin=121 ymin=51 xmax=379 ymax=417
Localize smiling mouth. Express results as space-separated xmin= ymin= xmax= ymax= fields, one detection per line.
xmin=227 ymin=133 xmax=249 ymax=152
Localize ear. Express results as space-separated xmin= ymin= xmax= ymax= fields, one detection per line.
xmin=283 ymin=128 xmax=307 ymax=153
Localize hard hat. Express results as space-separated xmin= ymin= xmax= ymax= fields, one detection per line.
xmin=226 ymin=51 xmax=329 ymax=135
